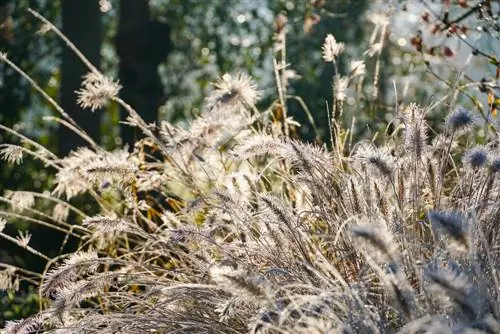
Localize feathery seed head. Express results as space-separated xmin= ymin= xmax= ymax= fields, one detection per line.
xmin=53 ymin=147 xmax=98 ymax=199
xmin=83 ymin=215 xmax=129 ymax=233
xmin=205 ymin=72 xmax=261 ymax=113
xmin=445 ymin=107 xmax=477 ymax=134
xmin=4 ymin=314 xmax=43 ymax=334
xmin=82 ymin=150 xmax=138 ymax=186
xmin=322 ymin=34 xmax=345 ymax=62
xmin=0 ymin=145 xmax=23 ymax=165
xmin=349 ymin=60 xmax=366 ymax=78
xmin=5 ymin=191 xmax=35 ymax=212
xmin=401 ymin=104 xmax=428 ymax=156
xmin=210 ymin=264 xmax=269 ymax=299
xmin=0 ymin=268 xmax=16 ymax=291
xmin=463 ymin=146 xmax=488 ymax=169
xmin=41 ymin=250 xmax=99 ymax=297
xmin=428 ymin=210 xmax=469 ymax=251
xmin=400 ymin=103 xmax=426 ymax=125
xmin=76 ymin=72 xmax=121 ymax=112
xmin=334 ymin=76 xmax=349 ymax=101
xmin=425 ymin=267 xmax=478 ymax=317
xmin=52 ymin=203 xmax=70 ymax=222
xmin=350 ymin=224 xmax=396 ymax=263
xmin=364 ymin=42 xmax=383 ymax=57
xmin=356 ymin=145 xmax=395 ymax=179
xmin=84 ymin=160 xmax=137 ymax=185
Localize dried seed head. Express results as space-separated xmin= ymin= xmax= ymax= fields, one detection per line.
xmin=41 ymin=250 xmax=99 ymax=297
xmin=84 ymin=160 xmax=137 ymax=185
xmin=463 ymin=146 xmax=488 ymax=170
xmin=349 ymin=178 xmax=362 ymax=214
xmin=76 ymin=72 xmax=121 ymax=112
xmin=0 ymin=267 xmax=17 ymax=291
xmin=334 ymin=76 xmax=349 ymax=101
xmin=364 ymin=42 xmax=383 ymax=57
xmin=374 ymin=181 xmax=389 ymax=217
xmin=5 ymin=191 xmax=35 ymax=212
xmin=52 ymin=203 xmax=70 ymax=222
xmin=425 ymin=267 xmax=478 ymax=317
xmin=428 ymin=210 xmax=469 ymax=251
xmin=210 ymin=265 xmax=269 ymax=299
xmin=349 ymin=60 xmax=366 ymax=78
xmin=356 ymin=145 xmax=395 ymax=179
xmin=322 ymin=34 xmax=345 ymax=62
xmin=4 ymin=314 xmax=43 ymax=334
xmin=350 ymin=223 xmax=398 ymax=265
xmin=82 ymin=150 xmax=138 ymax=187
xmin=83 ymin=215 xmax=129 ymax=233
xmin=445 ymin=107 xmax=477 ymax=134
xmin=0 ymin=145 xmax=23 ymax=165
xmin=205 ymin=72 xmax=261 ymax=113
xmin=400 ymin=104 xmax=428 ymax=156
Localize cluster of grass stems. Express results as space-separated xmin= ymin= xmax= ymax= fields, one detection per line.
xmin=1 ymin=9 xmax=500 ymax=334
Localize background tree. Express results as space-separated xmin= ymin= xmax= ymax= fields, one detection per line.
xmin=116 ymin=0 xmax=171 ymax=146
xmin=59 ymin=0 xmax=102 ymax=155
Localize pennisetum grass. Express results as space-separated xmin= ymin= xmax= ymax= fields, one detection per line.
xmin=0 ymin=8 xmax=499 ymax=334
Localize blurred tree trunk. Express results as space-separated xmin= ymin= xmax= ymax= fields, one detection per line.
xmin=59 ymin=0 xmax=102 ymax=155
xmin=116 ymin=0 xmax=171 ymax=147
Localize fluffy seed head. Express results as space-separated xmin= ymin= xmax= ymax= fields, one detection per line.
xmin=205 ymin=72 xmax=261 ymax=113
xmin=322 ymin=34 xmax=345 ymax=62
xmin=52 ymin=203 xmax=70 ymax=222
xmin=349 ymin=60 xmax=366 ymax=78
xmin=83 ymin=215 xmax=129 ymax=233
xmin=364 ymin=42 xmax=383 ymax=57
xmin=334 ymin=76 xmax=349 ymax=101
xmin=0 ymin=145 xmax=23 ymax=165
xmin=463 ymin=146 xmax=488 ymax=169
xmin=4 ymin=314 xmax=43 ymax=334
xmin=428 ymin=210 xmax=469 ymax=251
xmin=445 ymin=107 xmax=477 ymax=134
xmin=5 ymin=191 xmax=35 ymax=212
xmin=76 ymin=72 xmax=121 ymax=112
xmin=356 ymin=145 xmax=395 ymax=179
xmin=350 ymin=224 xmax=396 ymax=263
xmin=401 ymin=104 xmax=428 ymax=156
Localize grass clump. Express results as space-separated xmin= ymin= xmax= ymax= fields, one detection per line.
xmin=1 ymin=9 xmax=500 ymax=334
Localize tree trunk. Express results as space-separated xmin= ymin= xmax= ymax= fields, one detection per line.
xmin=116 ymin=0 xmax=171 ymax=147
xmin=59 ymin=0 xmax=102 ymax=155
